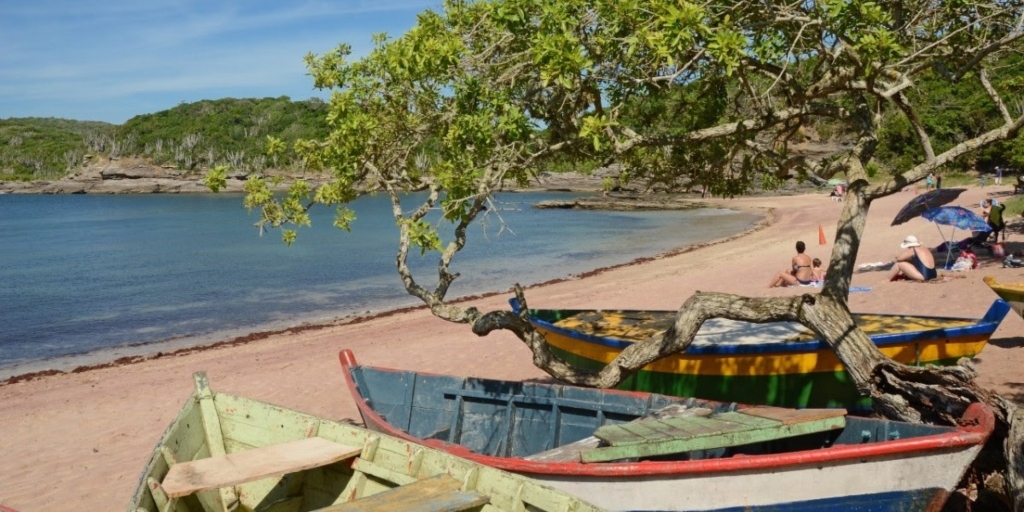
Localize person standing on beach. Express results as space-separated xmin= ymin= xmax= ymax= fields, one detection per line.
xmin=768 ymin=241 xmax=814 ymax=287
xmin=982 ymin=199 xmax=1006 ymax=243
xmin=996 ymin=166 xmax=1003 ymax=185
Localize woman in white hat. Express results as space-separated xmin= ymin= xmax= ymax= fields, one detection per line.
xmin=888 ymin=235 xmax=937 ymax=282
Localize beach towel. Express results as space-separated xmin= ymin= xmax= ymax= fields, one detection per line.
xmin=857 ymin=261 xmax=895 ymax=272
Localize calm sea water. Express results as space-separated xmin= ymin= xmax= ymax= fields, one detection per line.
xmin=0 ymin=192 xmax=758 ymax=377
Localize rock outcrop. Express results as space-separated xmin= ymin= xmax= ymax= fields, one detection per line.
xmin=0 ymin=157 xmax=322 ymax=194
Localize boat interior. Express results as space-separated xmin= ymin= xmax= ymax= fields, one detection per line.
xmin=350 ymin=365 xmax=958 ymax=462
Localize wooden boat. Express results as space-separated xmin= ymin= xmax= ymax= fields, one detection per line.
xmin=129 ymin=372 xmax=604 ymax=512
xmin=984 ymin=276 xmax=1024 ymax=319
xmin=340 ymin=350 xmax=994 ymax=512
xmin=511 ymin=298 xmax=1011 ymax=410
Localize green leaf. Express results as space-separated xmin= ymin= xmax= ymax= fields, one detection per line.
xmin=204 ymin=165 xmax=228 ymax=193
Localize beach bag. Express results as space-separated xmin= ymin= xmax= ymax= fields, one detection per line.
xmin=960 ymin=250 xmax=979 ymax=269
xmin=951 ymin=251 xmax=978 ymax=271
xmin=951 ymin=258 xmax=973 ymax=272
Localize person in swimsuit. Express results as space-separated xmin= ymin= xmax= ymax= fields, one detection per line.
xmin=888 ymin=235 xmax=938 ymax=282
xmin=811 ymin=258 xmax=825 ymax=283
xmin=768 ymin=241 xmax=815 ymax=287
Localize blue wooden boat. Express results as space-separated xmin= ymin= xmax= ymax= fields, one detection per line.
xmin=340 ymin=350 xmax=994 ymax=511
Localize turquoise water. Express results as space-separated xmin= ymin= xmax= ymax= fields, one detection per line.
xmin=0 ymin=192 xmax=758 ymax=376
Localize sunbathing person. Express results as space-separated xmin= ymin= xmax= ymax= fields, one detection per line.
xmin=811 ymin=258 xmax=826 ymax=283
xmin=768 ymin=241 xmax=815 ymax=287
xmin=888 ymin=235 xmax=937 ymax=282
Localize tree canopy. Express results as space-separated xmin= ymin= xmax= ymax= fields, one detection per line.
xmin=213 ymin=0 xmax=1024 ymax=506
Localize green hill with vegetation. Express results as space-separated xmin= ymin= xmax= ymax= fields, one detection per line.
xmin=2 ymin=60 xmax=1023 ymax=187
xmin=116 ymin=96 xmax=329 ymax=175
xmin=0 ymin=117 xmax=116 ymax=180
xmin=1 ymin=96 xmax=328 ymax=181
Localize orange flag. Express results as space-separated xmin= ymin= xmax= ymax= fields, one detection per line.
xmin=819 ymin=225 xmax=827 ymax=245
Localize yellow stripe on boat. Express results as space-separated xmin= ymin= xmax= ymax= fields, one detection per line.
xmin=552 ymin=311 xmax=975 ymax=345
xmin=538 ymin=327 xmax=989 ymax=377
xmin=984 ymin=276 xmax=1024 ymax=319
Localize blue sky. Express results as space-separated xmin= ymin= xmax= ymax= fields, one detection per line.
xmin=0 ymin=0 xmax=441 ymax=124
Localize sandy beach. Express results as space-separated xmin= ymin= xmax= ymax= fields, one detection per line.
xmin=1 ymin=186 xmax=1022 ymax=510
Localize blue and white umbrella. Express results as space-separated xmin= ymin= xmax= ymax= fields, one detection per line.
xmin=922 ymin=206 xmax=991 ymax=232
xmin=921 ymin=206 xmax=991 ymax=267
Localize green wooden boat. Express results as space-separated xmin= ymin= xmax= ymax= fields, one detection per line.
xmin=129 ymin=372 xmax=605 ymax=512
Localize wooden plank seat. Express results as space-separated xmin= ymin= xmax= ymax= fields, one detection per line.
xmin=526 ymin=403 xmax=714 ymax=463
xmin=161 ymin=437 xmax=362 ymax=498
xmin=582 ymin=406 xmax=847 ymax=463
xmin=315 ymin=474 xmax=489 ymax=512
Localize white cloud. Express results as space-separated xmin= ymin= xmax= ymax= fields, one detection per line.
xmin=0 ymin=0 xmax=440 ymax=122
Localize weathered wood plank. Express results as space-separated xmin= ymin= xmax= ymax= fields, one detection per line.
xmin=741 ymin=406 xmax=848 ymax=425
xmin=709 ymin=413 xmax=772 ymax=428
xmin=648 ymin=415 xmax=735 ymax=438
xmin=525 ymin=404 xmax=712 ymax=462
xmin=583 ymin=410 xmax=845 ymax=463
xmin=526 ymin=436 xmax=603 ymax=463
xmin=350 ymin=457 xmax=417 ymax=486
xmin=193 ymin=371 xmax=239 ymax=509
xmin=161 ymin=437 xmax=361 ymax=498
xmin=315 ymin=474 xmax=489 ymax=512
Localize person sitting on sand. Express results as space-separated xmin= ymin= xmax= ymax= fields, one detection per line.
xmin=888 ymin=235 xmax=937 ymax=282
xmin=811 ymin=258 xmax=825 ymax=283
xmin=769 ymin=241 xmax=814 ymax=287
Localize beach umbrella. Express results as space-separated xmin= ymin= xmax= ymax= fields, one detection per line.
xmin=890 ymin=188 xmax=967 ymax=226
xmin=922 ymin=206 xmax=991 ymax=233
xmin=827 ymin=178 xmax=848 ymax=186
xmin=921 ymin=205 xmax=991 ymax=268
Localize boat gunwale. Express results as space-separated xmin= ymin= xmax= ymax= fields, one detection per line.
xmin=133 ymin=371 xmax=608 ymax=512
xmin=510 ymin=298 xmax=1010 ymax=356
xmin=338 ymin=350 xmax=994 ymax=478
xmin=984 ymin=275 xmax=1024 ymax=294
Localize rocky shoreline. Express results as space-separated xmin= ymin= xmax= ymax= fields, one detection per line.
xmin=0 ymin=156 xmax=609 ymax=195
xmin=0 ymin=155 xmax=826 ymax=212
xmin=0 ymin=156 xmax=307 ymax=194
